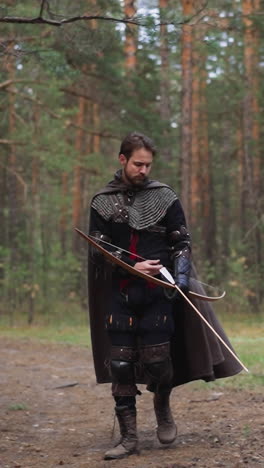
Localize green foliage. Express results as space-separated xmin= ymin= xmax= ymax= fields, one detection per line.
xmin=225 ymin=252 xmax=256 ymax=310
xmin=8 ymin=403 xmax=29 ymax=411
xmin=1 ymin=312 xmax=263 ymax=388
xmin=190 ymin=312 xmax=264 ymax=389
xmin=0 ymin=300 xmax=90 ymax=346
xmin=0 ymin=0 xmax=263 ymax=320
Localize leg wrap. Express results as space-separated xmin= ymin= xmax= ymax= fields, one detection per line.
xmin=154 ymin=390 xmax=177 ymax=444
xmin=139 ymin=342 xmax=173 ymax=392
xmin=104 ymin=406 xmax=138 ymax=460
xmin=110 ymin=346 xmax=138 ymax=397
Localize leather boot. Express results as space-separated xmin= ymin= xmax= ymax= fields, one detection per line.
xmin=154 ymin=390 xmax=177 ymax=444
xmin=104 ymin=406 xmax=138 ymax=460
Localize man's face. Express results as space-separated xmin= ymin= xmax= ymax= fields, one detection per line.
xmin=119 ymin=147 xmax=153 ymax=186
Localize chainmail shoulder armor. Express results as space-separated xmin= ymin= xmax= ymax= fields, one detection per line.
xmin=91 ymin=186 xmax=178 ymax=230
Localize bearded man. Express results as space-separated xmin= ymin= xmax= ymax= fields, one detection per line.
xmin=87 ymin=132 xmax=242 ymax=460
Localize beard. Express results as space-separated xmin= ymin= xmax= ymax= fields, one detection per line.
xmin=123 ymin=166 xmax=146 ymax=186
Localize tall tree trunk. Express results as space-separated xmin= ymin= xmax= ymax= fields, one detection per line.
xmin=124 ymin=0 xmax=137 ymax=71
xmin=190 ymin=25 xmax=201 ymax=227
xmin=250 ymin=0 xmax=262 ymax=293
xmin=236 ymin=110 xmax=247 ymax=233
xmin=189 ymin=20 xmax=215 ymax=263
xmin=251 ymin=0 xmax=260 ymax=193
xmin=242 ymin=0 xmax=262 ymax=306
xmin=200 ymin=67 xmax=215 ymax=263
xmin=72 ymin=96 xmax=85 ymax=253
xmin=92 ymin=102 xmax=100 ymax=153
xmin=60 ymin=171 xmax=68 ymax=255
xmin=28 ymin=106 xmax=41 ymax=324
xmin=180 ymin=0 xmax=194 ymax=220
xmin=6 ymin=48 xmax=22 ymax=314
xmin=219 ymin=121 xmax=231 ymax=274
xmin=159 ymin=0 xmax=172 ymax=166
xmin=90 ymin=0 xmax=101 ymax=154
xmin=7 ymin=56 xmax=18 ymax=255
xmin=0 ymin=150 xmax=7 ymax=287
xmin=242 ymin=0 xmax=256 ymax=210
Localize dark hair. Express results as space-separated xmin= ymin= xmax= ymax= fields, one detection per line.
xmin=119 ymin=132 xmax=156 ymax=159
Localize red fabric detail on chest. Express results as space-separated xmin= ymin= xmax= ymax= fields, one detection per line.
xmin=147 ymin=281 xmax=157 ymax=289
xmin=119 ymin=231 xmax=138 ymax=290
xmin=119 ymin=230 xmax=157 ymax=290
xmin=129 ymin=231 xmax=139 ymax=260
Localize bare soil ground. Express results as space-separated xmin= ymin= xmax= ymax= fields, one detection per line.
xmin=0 ymin=338 xmax=263 ymax=468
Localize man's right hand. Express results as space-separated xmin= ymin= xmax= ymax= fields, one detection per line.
xmin=134 ymin=259 xmax=163 ymax=277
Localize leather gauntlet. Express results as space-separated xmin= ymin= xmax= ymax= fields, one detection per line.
xmin=173 ymin=247 xmax=191 ymax=294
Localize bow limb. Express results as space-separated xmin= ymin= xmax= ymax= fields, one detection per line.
xmin=174 ymin=285 xmax=249 ymax=373
xmin=75 ymin=228 xmax=223 ymax=302
xmin=189 ymin=289 xmax=226 ymax=302
xmin=88 ymin=233 xmax=225 ymax=301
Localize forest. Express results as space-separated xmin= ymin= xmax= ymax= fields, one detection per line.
xmin=0 ymin=0 xmax=263 ymax=324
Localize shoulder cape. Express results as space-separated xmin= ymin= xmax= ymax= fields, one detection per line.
xmin=92 ymin=171 xmax=175 ymax=198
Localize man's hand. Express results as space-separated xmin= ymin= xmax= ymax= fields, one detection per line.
xmin=134 ymin=259 xmax=163 ymax=277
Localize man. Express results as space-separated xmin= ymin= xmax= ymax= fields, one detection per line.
xmin=88 ymin=132 xmax=242 ymax=460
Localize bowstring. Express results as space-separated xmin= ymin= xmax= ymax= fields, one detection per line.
xmin=89 ymin=234 xmax=225 ymax=297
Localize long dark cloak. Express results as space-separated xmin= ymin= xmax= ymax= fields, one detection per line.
xmin=88 ymin=177 xmax=243 ymax=385
xmin=88 ymin=252 xmax=243 ymax=386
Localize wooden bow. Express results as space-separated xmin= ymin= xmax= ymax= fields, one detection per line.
xmin=75 ymin=228 xmax=225 ymax=302
xmin=75 ymin=228 xmax=248 ymax=373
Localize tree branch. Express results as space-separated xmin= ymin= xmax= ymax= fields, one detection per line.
xmin=39 ymin=0 xmax=47 ymax=19
xmin=4 ymin=87 xmax=61 ymax=118
xmin=0 ymin=161 xmax=28 ymax=200
xmin=0 ymin=30 xmax=52 ymax=44
xmin=0 ymin=14 xmax=149 ymax=27
xmin=0 ymin=1 xmax=259 ymax=30
xmin=64 ymin=121 xmax=120 ymax=141
xmin=60 ymin=87 xmax=93 ymax=102
xmin=2 ymin=87 xmax=119 ymax=141
xmin=0 ymin=79 xmax=46 ymax=90
xmin=0 ymin=5 xmax=210 ymax=28
xmin=0 ymin=139 xmax=27 ymax=146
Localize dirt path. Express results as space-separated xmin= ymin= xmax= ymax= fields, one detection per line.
xmin=0 ymin=338 xmax=263 ymax=468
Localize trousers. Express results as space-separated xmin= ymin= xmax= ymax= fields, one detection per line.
xmin=106 ymin=280 xmax=175 ymax=347
xmin=106 ymin=280 xmax=175 ymax=398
